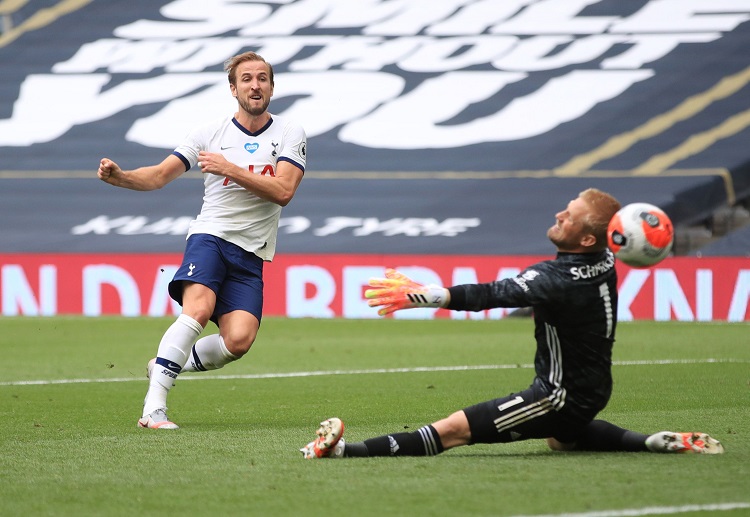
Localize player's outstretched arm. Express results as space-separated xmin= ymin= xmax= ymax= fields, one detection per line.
xmin=365 ymin=269 xmax=450 ymax=316
xmin=97 ymin=155 xmax=185 ymax=191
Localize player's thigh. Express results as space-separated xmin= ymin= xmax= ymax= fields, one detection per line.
xmin=169 ymin=234 xmax=228 ymax=310
xmin=217 ymin=310 xmax=260 ymax=356
xmin=180 ymin=282 xmax=218 ymax=327
xmin=214 ymin=246 xmax=264 ymax=322
xmin=463 ymin=387 xmax=579 ymax=444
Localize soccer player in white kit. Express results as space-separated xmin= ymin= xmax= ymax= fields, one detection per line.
xmin=97 ymin=52 xmax=306 ymax=429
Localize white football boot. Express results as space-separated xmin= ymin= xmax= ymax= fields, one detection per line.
xmin=300 ymin=418 xmax=345 ymax=459
xmin=138 ymin=408 xmax=179 ymax=430
xmin=646 ymin=431 xmax=724 ymax=454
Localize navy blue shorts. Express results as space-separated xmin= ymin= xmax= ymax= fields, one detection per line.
xmin=168 ymin=233 xmax=264 ymax=324
xmin=463 ymin=384 xmax=590 ymax=445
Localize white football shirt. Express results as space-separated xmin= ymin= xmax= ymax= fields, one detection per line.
xmin=172 ymin=114 xmax=306 ymax=261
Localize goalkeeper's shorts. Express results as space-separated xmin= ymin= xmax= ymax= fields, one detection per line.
xmin=463 ymin=384 xmax=595 ymax=445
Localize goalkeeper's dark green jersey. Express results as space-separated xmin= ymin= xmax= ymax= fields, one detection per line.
xmin=447 ymin=249 xmax=618 ymax=422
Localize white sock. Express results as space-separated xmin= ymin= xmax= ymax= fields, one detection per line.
xmin=143 ymin=314 xmax=203 ymax=416
xmin=182 ymin=334 xmax=239 ymax=372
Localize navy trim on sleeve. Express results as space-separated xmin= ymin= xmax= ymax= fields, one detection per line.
xmin=172 ymin=151 xmax=191 ymax=172
xmin=278 ymin=156 xmax=305 ymax=173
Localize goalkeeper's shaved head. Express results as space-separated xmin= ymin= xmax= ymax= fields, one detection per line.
xmin=579 ymin=188 xmax=621 ymax=251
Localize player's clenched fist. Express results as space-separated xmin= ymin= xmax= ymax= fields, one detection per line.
xmin=98 ymin=158 xmax=122 ymax=184
xmin=197 ymin=151 xmax=238 ymax=179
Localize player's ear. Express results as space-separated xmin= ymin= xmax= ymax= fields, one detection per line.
xmin=230 ymin=83 xmax=237 ymax=97
xmin=580 ymin=233 xmax=597 ymax=248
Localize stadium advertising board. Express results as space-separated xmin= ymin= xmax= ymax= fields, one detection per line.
xmin=1 ymin=254 xmax=748 ymax=322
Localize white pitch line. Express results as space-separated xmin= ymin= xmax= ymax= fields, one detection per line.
xmin=0 ymin=358 xmax=746 ymax=387
xmin=511 ymin=502 xmax=750 ymax=517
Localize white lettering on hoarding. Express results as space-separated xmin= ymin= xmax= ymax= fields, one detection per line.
xmin=147 ymin=266 xmax=181 ymax=317
xmin=728 ymin=270 xmax=750 ymax=322
xmin=278 ymin=216 xmax=312 ymax=234
xmin=696 ymin=269 xmax=713 ymax=321
xmin=1 ymin=265 xmax=57 ymax=316
xmin=1 ymin=0 xmax=746 ymax=149
xmin=342 ymin=266 xmax=384 ymax=319
xmin=616 ymin=268 xmax=649 ymax=322
xmin=654 ymin=269 xmax=694 ymax=321
xmin=72 ymin=215 xmax=194 ymax=236
xmin=72 ymin=215 xmax=481 ymax=238
xmin=286 ymin=265 xmax=336 ymax=318
xmin=1 ymin=259 xmax=748 ymax=321
xmin=0 ymin=74 xmax=224 ymax=146
xmin=82 ymin=265 xmax=141 ymax=317
xmin=340 ymin=70 xmax=651 ymax=148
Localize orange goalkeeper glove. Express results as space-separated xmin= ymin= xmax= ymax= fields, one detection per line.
xmin=365 ymin=268 xmax=449 ymax=316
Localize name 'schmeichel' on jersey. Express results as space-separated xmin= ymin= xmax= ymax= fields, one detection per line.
xmin=446 ymin=249 xmax=619 ymax=422
xmin=569 ymin=252 xmax=615 ymax=280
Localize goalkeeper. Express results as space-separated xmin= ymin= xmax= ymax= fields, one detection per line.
xmin=301 ymin=188 xmax=723 ymax=458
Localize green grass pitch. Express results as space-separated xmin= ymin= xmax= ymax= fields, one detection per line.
xmin=0 ymin=317 xmax=748 ymax=516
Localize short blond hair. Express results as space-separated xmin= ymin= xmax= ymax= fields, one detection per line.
xmin=224 ymin=51 xmax=274 ymax=87
xmin=579 ymin=188 xmax=621 ymax=250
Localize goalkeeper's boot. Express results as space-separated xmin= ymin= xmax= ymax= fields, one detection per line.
xmin=138 ymin=408 xmax=179 ymax=430
xmin=645 ymin=431 xmax=724 ymax=454
xmin=300 ymin=418 xmax=345 ymax=459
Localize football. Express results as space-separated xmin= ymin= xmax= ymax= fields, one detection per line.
xmin=607 ymin=202 xmax=674 ymax=268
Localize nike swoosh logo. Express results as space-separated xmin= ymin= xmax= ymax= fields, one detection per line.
xmin=166 ymin=362 xmax=181 ymax=370
xmin=220 ymin=146 xmax=232 ymax=150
